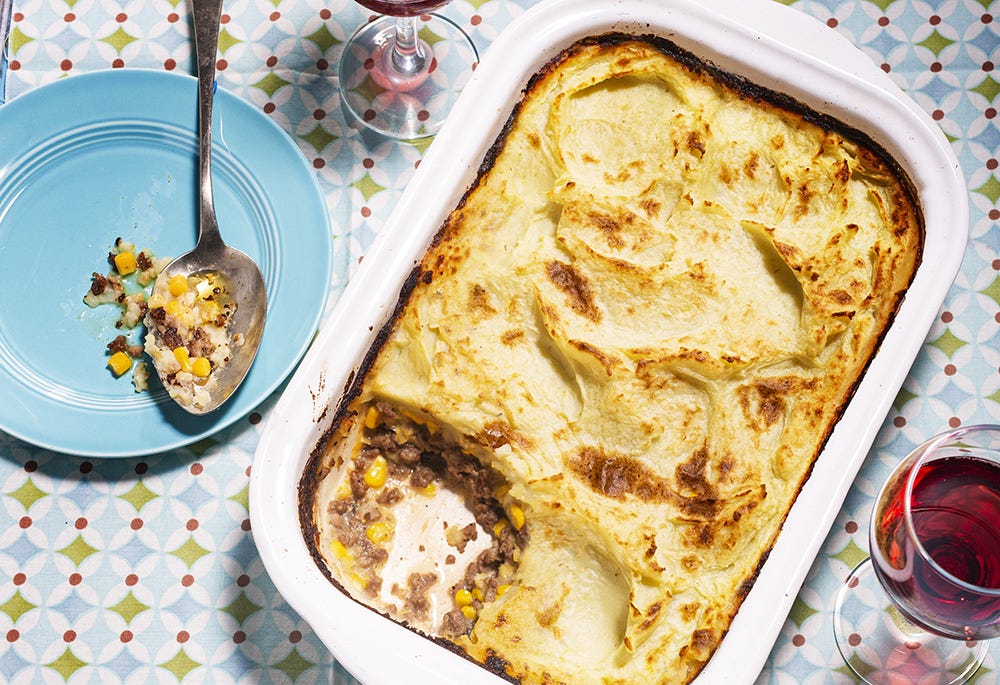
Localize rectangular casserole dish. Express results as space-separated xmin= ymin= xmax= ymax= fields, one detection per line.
xmin=250 ymin=0 xmax=968 ymax=683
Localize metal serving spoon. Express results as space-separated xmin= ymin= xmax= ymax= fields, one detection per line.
xmin=153 ymin=0 xmax=267 ymax=414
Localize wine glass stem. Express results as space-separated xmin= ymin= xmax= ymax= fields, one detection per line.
xmin=390 ymin=15 xmax=425 ymax=76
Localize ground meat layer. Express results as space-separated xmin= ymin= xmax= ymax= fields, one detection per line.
xmin=324 ymin=401 xmax=527 ymax=638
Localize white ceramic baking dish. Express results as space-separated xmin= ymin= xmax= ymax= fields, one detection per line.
xmin=249 ymin=0 xmax=968 ymax=683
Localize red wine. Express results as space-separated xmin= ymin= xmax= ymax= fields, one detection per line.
xmin=873 ymin=455 xmax=1000 ymax=638
xmin=354 ymin=0 xmax=451 ymax=16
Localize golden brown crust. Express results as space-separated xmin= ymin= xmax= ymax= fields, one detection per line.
xmin=300 ymin=32 xmax=923 ymax=685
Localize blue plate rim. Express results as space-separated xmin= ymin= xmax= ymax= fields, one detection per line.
xmin=0 ymin=68 xmax=334 ymax=458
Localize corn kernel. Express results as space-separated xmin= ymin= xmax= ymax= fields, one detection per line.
xmin=492 ymin=519 xmax=509 ymax=538
xmin=494 ymin=484 xmax=511 ymax=500
xmin=173 ymin=347 xmax=191 ymax=373
xmin=168 ymin=274 xmax=189 ymax=297
xmin=497 ymin=584 xmax=511 ymax=597
xmin=509 ymin=505 xmax=526 ymax=531
xmin=349 ymin=436 xmax=363 ymax=462
xmin=364 ymin=455 xmax=387 ymax=488
xmin=108 ymin=351 xmax=132 ymax=376
xmin=363 ymin=406 xmax=380 ymax=430
xmin=402 ymin=409 xmax=438 ymax=433
xmin=460 ymin=605 xmax=478 ymax=620
xmin=190 ymin=357 xmax=211 ymax=378
xmin=330 ymin=539 xmax=352 ymax=561
xmin=391 ymin=424 xmax=414 ymax=444
xmin=114 ymin=251 xmax=137 ymax=275
xmin=418 ymin=483 xmax=437 ymax=497
xmin=472 ymin=587 xmax=484 ymax=602
xmin=366 ymin=521 xmax=393 ymax=545
xmin=198 ymin=299 xmax=221 ymax=323
xmin=164 ymin=299 xmax=181 ymax=318
xmin=454 ymin=588 xmax=473 ymax=607
xmin=334 ymin=479 xmax=352 ymax=500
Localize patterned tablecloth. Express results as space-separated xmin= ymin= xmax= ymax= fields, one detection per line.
xmin=0 ymin=0 xmax=998 ymax=683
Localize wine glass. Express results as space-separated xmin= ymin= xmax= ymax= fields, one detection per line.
xmin=338 ymin=0 xmax=478 ymax=139
xmin=834 ymin=424 xmax=1000 ymax=684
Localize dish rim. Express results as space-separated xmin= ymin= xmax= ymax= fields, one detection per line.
xmin=0 ymin=68 xmax=334 ymax=458
xmin=250 ymin=0 xmax=968 ymax=682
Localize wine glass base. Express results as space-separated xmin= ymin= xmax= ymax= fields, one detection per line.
xmin=834 ymin=558 xmax=988 ymax=685
xmin=339 ymin=13 xmax=478 ymax=139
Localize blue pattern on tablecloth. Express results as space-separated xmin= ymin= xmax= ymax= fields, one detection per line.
xmin=0 ymin=1 xmax=998 ymax=683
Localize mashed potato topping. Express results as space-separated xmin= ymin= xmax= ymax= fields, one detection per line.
xmin=301 ymin=34 xmax=923 ymax=685
xmin=144 ymin=271 xmax=238 ymax=412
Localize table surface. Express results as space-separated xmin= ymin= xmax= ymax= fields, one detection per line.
xmin=1 ymin=0 xmax=998 ymax=683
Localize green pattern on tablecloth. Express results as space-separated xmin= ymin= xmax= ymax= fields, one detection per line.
xmin=1 ymin=1 xmax=998 ymax=683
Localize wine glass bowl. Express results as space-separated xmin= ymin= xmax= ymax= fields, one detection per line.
xmin=354 ymin=0 xmax=450 ymax=14
xmin=835 ymin=424 xmax=1000 ymax=684
xmin=871 ymin=429 xmax=1000 ymax=640
xmin=339 ymin=0 xmax=478 ymax=139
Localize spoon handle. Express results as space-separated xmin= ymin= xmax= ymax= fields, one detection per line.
xmin=192 ymin=0 xmax=225 ymax=250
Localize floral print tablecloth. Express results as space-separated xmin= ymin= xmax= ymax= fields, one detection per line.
xmin=1 ymin=0 xmax=998 ymax=683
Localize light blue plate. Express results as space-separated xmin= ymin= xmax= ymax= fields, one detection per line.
xmin=0 ymin=69 xmax=333 ymax=457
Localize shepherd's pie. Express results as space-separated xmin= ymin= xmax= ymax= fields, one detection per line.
xmin=300 ymin=33 xmax=923 ymax=685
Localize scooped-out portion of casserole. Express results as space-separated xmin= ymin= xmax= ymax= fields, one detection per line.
xmin=300 ymin=33 xmax=923 ymax=685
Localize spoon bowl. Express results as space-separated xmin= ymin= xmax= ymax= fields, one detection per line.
xmin=156 ymin=242 xmax=267 ymax=415
xmin=147 ymin=0 xmax=267 ymax=415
